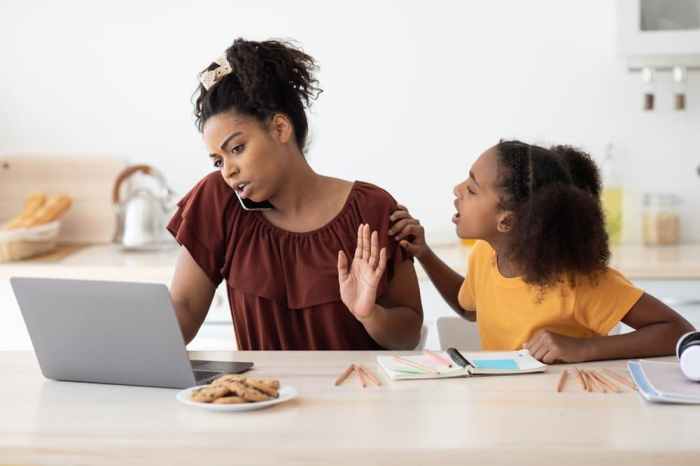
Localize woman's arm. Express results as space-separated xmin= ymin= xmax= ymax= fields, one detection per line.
xmin=170 ymin=247 xmax=217 ymax=344
xmin=525 ymin=293 xmax=695 ymax=363
xmin=365 ymin=259 xmax=423 ymax=350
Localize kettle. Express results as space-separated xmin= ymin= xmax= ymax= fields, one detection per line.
xmin=113 ymin=164 xmax=177 ymax=250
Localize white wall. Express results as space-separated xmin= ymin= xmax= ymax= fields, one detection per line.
xmin=1 ymin=0 xmax=699 ymax=243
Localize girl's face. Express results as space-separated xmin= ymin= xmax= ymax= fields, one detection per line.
xmin=452 ymin=146 xmax=510 ymax=240
xmin=202 ymin=111 xmax=292 ymax=203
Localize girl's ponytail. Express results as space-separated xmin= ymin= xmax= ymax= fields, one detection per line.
xmin=496 ymin=140 xmax=610 ymax=288
xmin=510 ymin=182 xmax=609 ymax=287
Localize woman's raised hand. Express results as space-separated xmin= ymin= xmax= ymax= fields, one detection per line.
xmin=337 ymin=224 xmax=387 ymax=320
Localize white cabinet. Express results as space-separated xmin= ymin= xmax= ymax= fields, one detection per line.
xmin=617 ymin=0 xmax=700 ymax=68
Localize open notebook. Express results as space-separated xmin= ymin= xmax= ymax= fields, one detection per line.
xmin=377 ymin=350 xmax=547 ymax=381
xmin=628 ymin=360 xmax=700 ymax=404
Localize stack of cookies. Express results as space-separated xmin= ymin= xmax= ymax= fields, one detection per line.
xmin=191 ymin=374 xmax=280 ymax=405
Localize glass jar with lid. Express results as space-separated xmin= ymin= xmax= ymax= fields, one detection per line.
xmin=642 ymin=193 xmax=681 ymax=246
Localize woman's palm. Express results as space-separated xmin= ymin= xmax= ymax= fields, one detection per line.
xmin=337 ymin=224 xmax=387 ymax=319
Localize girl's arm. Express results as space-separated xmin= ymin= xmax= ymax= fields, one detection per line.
xmin=525 ymin=293 xmax=695 ymax=363
xmin=584 ymin=293 xmax=695 ymax=361
xmin=170 ymin=248 xmax=217 ymax=344
xmin=389 ymin=205 xmax=472 ymax=319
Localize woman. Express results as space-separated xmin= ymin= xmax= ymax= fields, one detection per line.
xmin=168 ymin=38 xmax=422 ymax=350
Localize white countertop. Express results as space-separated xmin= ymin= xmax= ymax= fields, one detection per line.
xmin=1 ymin=350 xmax=695 ymax=466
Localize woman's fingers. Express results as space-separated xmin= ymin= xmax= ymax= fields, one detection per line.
xmin=373 ymin=247 xmax=387 ymax=280
xmin=369 ymin=230 xmax=379 ymax=268
xmin=362 ymin=224 xmax=371 ymax=261
xmin=355 ymin=224 xmax=363 ymax=259
xmin=351 ymin=224 xmax=388 ymax=273
xmin=337 ymin=250 xmax=349 ymax=282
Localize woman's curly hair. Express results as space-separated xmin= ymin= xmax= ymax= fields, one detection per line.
xmin=194 ymin=38 xmax=322 ymax=151
xmin=495 ymin=140 xmax=610 ymax=288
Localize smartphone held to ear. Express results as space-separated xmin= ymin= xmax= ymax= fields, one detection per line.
xmin=235 ymin=191 xmax=274 ymax=211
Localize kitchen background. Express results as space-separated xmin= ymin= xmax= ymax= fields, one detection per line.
xmin=1 ymin=0 xmax=699 ymax=243
xmin=1 ymin=0 xmax=699 ymax=350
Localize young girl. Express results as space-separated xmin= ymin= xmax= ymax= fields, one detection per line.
xmin=168 ymin=38 xmax=422 ymax=350
xmin=389 ymin=140 xmax=694 ymax=363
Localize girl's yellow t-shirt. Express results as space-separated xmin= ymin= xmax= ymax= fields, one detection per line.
xmin=457 ymin=240 xmax=644 ymax=351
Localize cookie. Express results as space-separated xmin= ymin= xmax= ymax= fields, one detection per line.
xmin=212 ymin=396 xmax=246 ymax=405
xmin=211 ymin=374 xmax=247 ymax=386
xmin=225 ymin=381 xmax=272 ymax=402
xmin=191 ymin=384 xmax=230 ymax=403
xmin=245 ymin=378 xmax=280 ymax=398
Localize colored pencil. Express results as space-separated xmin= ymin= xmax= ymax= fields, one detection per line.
xmin=591 ymin=370 xmax=622 ymax=393
xmin=358 ymin=365 xmax=382 ymax=386
xmin=557 ymin=369 xmax=569 ymax=392
xmin=335 ymin=364 xmax=355 ymax=386
xmin=357 ymin=365 xmax=368 ymax=388
xmin=574 ymin=368 xmax=588 ymax=391
xmin=601 ymin=368 xmax=637 ymax=391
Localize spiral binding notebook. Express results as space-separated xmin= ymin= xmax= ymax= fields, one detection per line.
xmin=628 ymin=360 xmax=700 ymax=404
xmin=377 ymin=349 xmax=547 ymax=381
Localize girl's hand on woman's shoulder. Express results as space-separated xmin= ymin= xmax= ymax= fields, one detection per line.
xmin=388 ymin=204 xmax=429 ymax=259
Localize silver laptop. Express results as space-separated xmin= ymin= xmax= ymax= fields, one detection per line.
xmin=10 ymin=277 xmax=252 ymax=389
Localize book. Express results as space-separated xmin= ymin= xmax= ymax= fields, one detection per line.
xmin=377 ymin=350 xmax=547 ymax=381
xmin=628 ymin=360 xmax=700 ymax=404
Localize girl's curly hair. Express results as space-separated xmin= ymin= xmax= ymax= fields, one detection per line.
xmin=194 ymin=38 xmax=322 ymax=151
xmin=495 ymin=140 xmax=610 ymax=288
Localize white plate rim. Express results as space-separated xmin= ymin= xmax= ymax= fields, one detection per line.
xmin=176 ymin=384 xmax=298 ymax=411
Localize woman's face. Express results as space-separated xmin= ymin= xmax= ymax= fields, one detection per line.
xmin=452 ymin=146 xmax=505 ymax=240
xmin=202 ymin=111 xmax=290 ymax=203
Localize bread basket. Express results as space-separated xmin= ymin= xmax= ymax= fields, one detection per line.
xmin=0 ymin=221 xmax=61 ymax=262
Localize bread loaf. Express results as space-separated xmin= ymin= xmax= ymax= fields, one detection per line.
xmin=2 ymin=193 xmax=47 ymax=230
xmin=14 ymin=195 xmax=73 ymax=228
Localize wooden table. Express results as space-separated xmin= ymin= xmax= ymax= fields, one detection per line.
xmin=1 ymin=351 xmax=698 ymax=466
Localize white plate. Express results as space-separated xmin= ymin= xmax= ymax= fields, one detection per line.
xmin=176 ymin=385 xmax=298 ymax=412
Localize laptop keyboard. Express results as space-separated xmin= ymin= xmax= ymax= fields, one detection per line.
xmin=192 ymin=360 xmax=246 ymax=372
